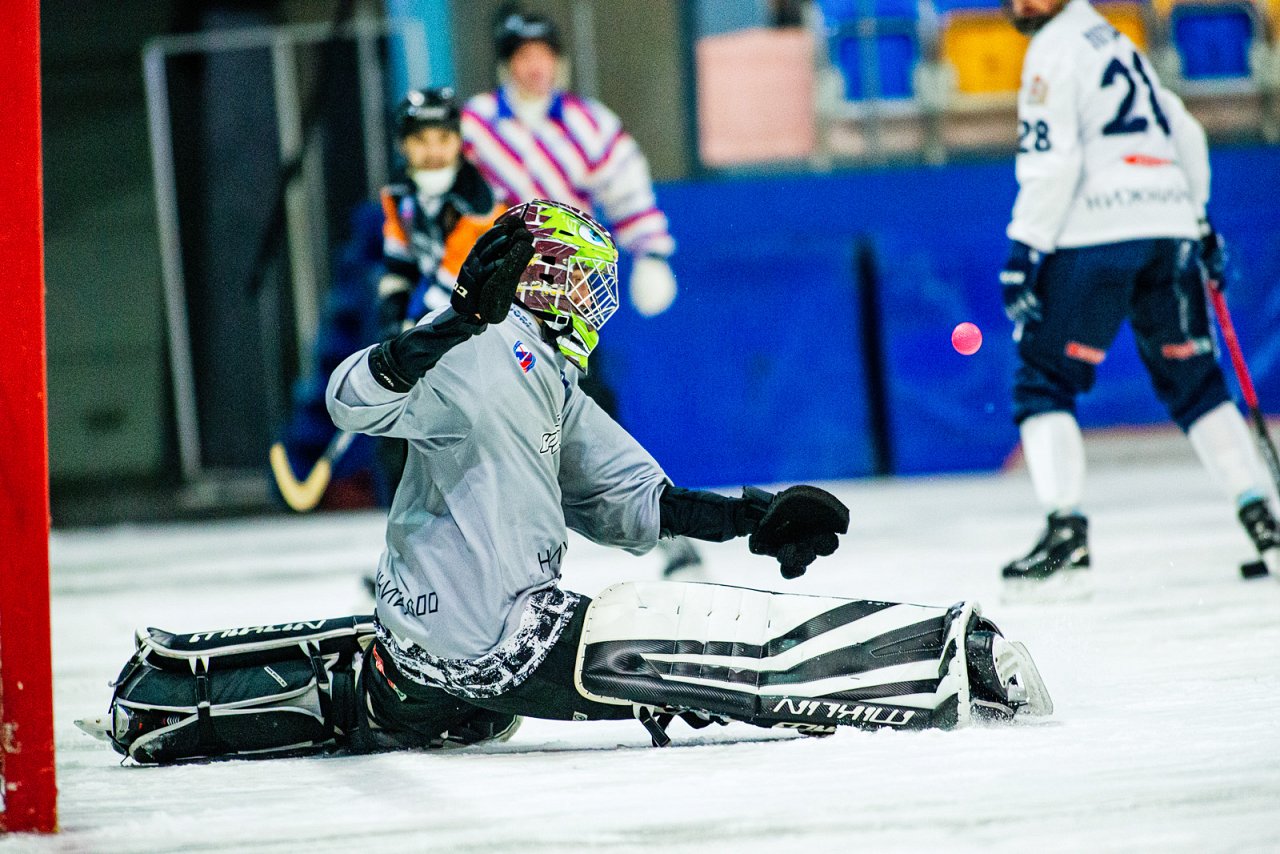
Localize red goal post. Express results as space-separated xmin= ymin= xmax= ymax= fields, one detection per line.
xmin=0 ymin=0 xmax=57 ymax=835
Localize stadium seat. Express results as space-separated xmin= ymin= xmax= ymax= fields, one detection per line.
xmin=831 ymin=29 xmax=920 ymax=99
xmin=939 ymin=3 xmax=1148 ymax=96
xmin=1096 ymin=1 xmax=1150 ymax=50
xmin=940 ymin=12 xmax=1029 ymax=95
xmin=1169 ymin=2 xmax=1258 ymax=79
xmin=818 ymin=0 xmax=919 ymax=20
xmin=817 ymin=0 xmax=921 ymax=100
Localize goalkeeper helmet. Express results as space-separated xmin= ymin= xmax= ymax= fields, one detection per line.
xmin=505 ymin=200 xmax=619 ymax=372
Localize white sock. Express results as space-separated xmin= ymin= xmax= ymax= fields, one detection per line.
xmin=1020 ymin=411 xmax=1086 ymax=516
xmin=1187 ymin=401 xmax=1265 ymax=506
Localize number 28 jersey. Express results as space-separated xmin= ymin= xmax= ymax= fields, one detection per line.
xmin=1007 ymin=0 xmax=1209 ymax=252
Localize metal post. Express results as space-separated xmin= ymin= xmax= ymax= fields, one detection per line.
xmin=143 ymin=45 xmax=203 ymax=481
xmin=402 ymin=18 xmax=431 ymax=91
xmin=271 ymin=37 xmax=322 ymax=363
xmin=857 ymin=0 xmax=884 ymax=161
xmin=571 ymin=0 xmax=600 ymax=100
xmin=143 ymin=19 xmax=430 ymax=483
xmin=355 ymin=18 xmax=389 ymax=195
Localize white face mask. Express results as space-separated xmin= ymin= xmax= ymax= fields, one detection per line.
xmin=411 ymin=165 xmax=458 ymax=198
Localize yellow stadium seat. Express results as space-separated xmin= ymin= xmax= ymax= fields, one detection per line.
xmin=942 ymin=3 xmax=1149 ymax=96
xmin=1097 ymin=1 xmax=1149 ymax=50
xmin=940 ymin=12 xmax=1030 ymax=95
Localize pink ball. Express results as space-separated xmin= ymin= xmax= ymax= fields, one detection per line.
xmin=951 ymin=322 xmax=982 ymax=356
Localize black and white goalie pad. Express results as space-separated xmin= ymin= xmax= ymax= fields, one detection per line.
xmin=575 ymin=582 xmax=1050 ymax=736
xmin=87 ymin=615 xmax=374 ymax=764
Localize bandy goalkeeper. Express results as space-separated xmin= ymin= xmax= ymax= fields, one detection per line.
xmin=323 ymin=200 xmax=1051 ymax=747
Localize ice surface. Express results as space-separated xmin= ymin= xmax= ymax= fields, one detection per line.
xmin=6 ymin=449 xmax=1280 ymax=852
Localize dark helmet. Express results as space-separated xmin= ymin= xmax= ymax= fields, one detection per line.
xmin=394 ymin=87 xmax=460 ymax=139
xmin=494 ymin=12 xmax=562 ymax=62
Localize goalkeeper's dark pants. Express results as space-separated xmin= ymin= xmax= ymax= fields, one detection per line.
xmin=362 ymin=594 xmax=631 ymax=746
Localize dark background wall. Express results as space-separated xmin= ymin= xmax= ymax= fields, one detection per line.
xmin=42 ymin=1 xmax=174 ymax=484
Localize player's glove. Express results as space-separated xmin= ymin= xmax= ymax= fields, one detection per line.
xmin=1000 ymin=240 xmax=1044 ymax=326
xmin=630 ymin=255 xmax=678 ymax=317
xmin=744 ymin=485 xmax=851 ymax=579
xmin=451 ymin=214 xmax=536 ymax=324
xmin=1199 ymin=219 xmax=1227 ymax=292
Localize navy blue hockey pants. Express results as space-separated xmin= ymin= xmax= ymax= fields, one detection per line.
xmin=1013 ymin=237 xmax=1229 ymax=431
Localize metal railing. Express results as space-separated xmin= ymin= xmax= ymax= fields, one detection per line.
xmin=143 ymin=17 xmax=428 ymax=483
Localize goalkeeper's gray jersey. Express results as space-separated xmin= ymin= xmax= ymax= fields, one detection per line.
xmin=327 ymin=305 xmax=667 ymax=660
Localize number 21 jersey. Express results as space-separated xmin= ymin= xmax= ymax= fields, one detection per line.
xmin=1007 ymin=0 xmax=1209 ymax=252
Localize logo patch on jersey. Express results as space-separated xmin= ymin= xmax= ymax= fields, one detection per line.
xmin=1122 ymin=154 xmax=1173 ymax=167
xmin=539 ymin=413 xmax=562 ymax=455
xmin=513 ymin=340 xmax=536 ymax=373
xmin=1065 ymin=341 xmax=1107 ymax=365
xmin=1028 ymin=75 xmax=1049 ymax=105
xmin=1161 ymin=338 xmax=1212 ymax=361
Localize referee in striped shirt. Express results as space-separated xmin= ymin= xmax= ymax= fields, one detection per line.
xmin=462 ymin=10 xmax=701 ymax=576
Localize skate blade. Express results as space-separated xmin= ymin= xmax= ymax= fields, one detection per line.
xmin=1001 ymin=568 xmax=1092 ymax=605
xmin=74 ymin=717 xmax=114 ymax=742
xmin=1005 ymin=641 xmax=1053 ymax=716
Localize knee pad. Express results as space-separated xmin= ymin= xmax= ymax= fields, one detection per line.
xmin=356 ymin=643 xmax=521 ymax=751
xmin=1164 ymin=363 xmax=1231 ymax=432
xmin=1013 ymin=360 xmax=1080 ymax=425
xmin=574 ymin=581 xmax=990 ymax=735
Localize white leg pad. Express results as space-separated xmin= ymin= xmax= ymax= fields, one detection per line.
xmin=575 ymin=581 xmax=980 ymax=731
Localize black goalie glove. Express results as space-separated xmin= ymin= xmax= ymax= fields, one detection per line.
xmin=368 ymin=217 xmax=537 ymax=392
xmin=744 ymin=485 xmax=851 ymax=579
xmin=452 ymin=214 xmax=536 ymax=324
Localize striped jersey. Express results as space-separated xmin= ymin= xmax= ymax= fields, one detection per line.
xmin=461 ymin=86 xmax=675 ymax=258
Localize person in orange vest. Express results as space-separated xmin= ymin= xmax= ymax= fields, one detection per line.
xmin=377 ymin=87 xmax=505 ymax=341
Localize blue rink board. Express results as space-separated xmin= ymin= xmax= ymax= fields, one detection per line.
xmin=606 ymin=145 xmax=1280 ymax=487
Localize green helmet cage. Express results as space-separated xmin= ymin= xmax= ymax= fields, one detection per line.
xmin=506 ymin=200 xmax=619 ymax=372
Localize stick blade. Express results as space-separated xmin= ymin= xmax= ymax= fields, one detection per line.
xmin=1240 ymin=560 xmax=1270 ymax=580
xmin=269 ymin=442 xmax=331 ymax=512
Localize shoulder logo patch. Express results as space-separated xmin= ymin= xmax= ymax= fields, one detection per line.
xmin=1028 ymin=75 xmax=1049 ymax=106
xmin=513 ymin=340 xmax=536 ymax=373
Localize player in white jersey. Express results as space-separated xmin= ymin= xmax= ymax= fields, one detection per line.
xmin=462 ymin=11 xmax=702 ymax=577
xmin=999 ymin=0 xmax=1280 ymax=593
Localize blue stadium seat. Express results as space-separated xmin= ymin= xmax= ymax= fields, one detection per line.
xmin=817 ymin=0 xmax=920 ymax=100
xmin=930 ymin=0 xmax=1005 ymax=11
xmin=832 ymin=32 xmax=919 ymax=99
xmin=818 ymin=0 xmax=919 ymax=20
xmin=1170 ymin=3 xmax=1256 ymax=80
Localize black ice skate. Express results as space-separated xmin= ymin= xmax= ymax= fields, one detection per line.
xmin=1238 ymin=498 xmax=1280 ymax=575
xmin=1002 ymin=512 xmax=1090 ymax=601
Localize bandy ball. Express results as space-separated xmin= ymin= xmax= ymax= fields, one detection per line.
xmin=952 ymin=322 xmax=982 ymax=356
